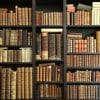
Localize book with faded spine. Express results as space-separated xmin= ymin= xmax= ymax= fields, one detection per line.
xmin=48 ymin=33 xmax=56 ymax=60
xmin=24 ymin=67 xmax=29 ymax=99
xmin=29 ymin=67 xmax=32 ymax=99
xmin=16 ymin=68 xmax=21 ymax=99
xmin=1 ymin=68 xmax=6 ymax=99
xmin=41 ymin=32 xmax=48 ymax=59
xmin=10 ymin=69 xmax=16 ymax=99
xmin=6 ymin=68 xmax=11 ymax=99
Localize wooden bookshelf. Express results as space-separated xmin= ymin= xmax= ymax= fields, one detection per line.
xmin=66 ymin=0 xmax=100 ymax=99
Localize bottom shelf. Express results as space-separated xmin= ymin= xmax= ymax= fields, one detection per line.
xmin=66 ymin=84 xmax=100 ymax=100
xmin=0 ymin=66 xmax=33 ymax=99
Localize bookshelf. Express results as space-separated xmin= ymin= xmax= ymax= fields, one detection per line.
xmin=0 ymin=0 xmax=33 ymax=99
xmin=66 ymin=0 xmax=100 ymax=99
xmin=35 ymin=0 xmax=64 ymax=100
xmin=2 ymin=0 xmax=100 ymax=99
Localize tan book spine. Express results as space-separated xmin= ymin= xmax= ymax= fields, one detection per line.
xmin=16 ymin=68 xmax=21 ymax=99
xmin=21 ymin=67 xmax=25 ymax=99
xmin=41 ymin=32 xmax=48 ymax=59
xmin=29 ymin=67 xmax=32 ymax=99
xmin=11 ymin=70 xmax=16 ymax=99
xmin=37 ymin=66 xmax=40 ymax=81
xmin=6 ymin=68 xmax=11 ymax=99
xmin=15 ymin=5 xmax=18 ymax=25
xmin=24 ymin=67 xmax=29 ymax=99
xmin=96 ymin=31 xmax=100 ymax=52
xmin=1 ymin=68 xmax=6 ymax=99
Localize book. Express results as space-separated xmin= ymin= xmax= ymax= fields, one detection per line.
xmin=10 ymin=69 xmax=16 ymax=99
xmin=77 ymin=3 xmax=92 ymax=11
xmin=41 ymin=28 xmax=63 ymax=32
xmin=96 ymin=31 xmax=100 ymax=52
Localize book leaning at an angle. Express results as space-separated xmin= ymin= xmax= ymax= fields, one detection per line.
xmin=77 ymin=3 xmax=92 ymax=11
xmin=41 ymin=28 xmax=63 ymax=33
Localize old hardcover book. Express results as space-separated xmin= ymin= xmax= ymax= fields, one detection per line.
xmin=55 ymin=33 xmax=61 ymax=59
xmin=16 ymin=68 xmax=21 ymax=99
xmin=36 ymin=33 xmax=41 ymax=60
xmin=29 ymin=67 xmax=32 ymax=99
xmin=24 ymin=67 xmax=29 ymax=99
xmin=96 ymin=31 xmax=100 ymax=52
xmin=10 ymin=69 xmax=16 ymax=99
xmin=77 ymin=3 xmax=92 ymax=11
xmin=6 ymin=68 xmax=11 ymax=99
xmin=18 ymin=7 xmax=22 ymax=25
xmin=21 ymin=67 xmax=25 ymax=99
xmin=41 ymin=32 xmax=48 ymax=59
xmin=0 ymin=29 xmax=5 ymax=45
xmin=15 ymin=5 xmax=18 ymax=25
xmin=22 ymin=30 xmax=28 ymax=46
xmin=48 ymin=33 xmax=56 ymax=60
xmin=36 ymin=11 xmax=42 ymax=25
xmin=1 ymin=68 xmax=6 ymax=99
xmin=28 ymin=8 xmax=32 ymax=25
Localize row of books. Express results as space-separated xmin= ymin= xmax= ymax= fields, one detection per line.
xmin=0 ymin=48 xmax=32 ymax=62
xmin=36 ymin=31 xmax=62 ymax=60
xmin=0 ymin=67 xmax=32 ymax=99
xmin=66 ymin=31 xmax=100 ymax=53
xmin=66 ymin=85 xmax=99 ymax=99
xmin=66 ymin=54 xmax=100 ymax=67
xmin=66 ymin=2 xmax=100 ymax=25
xmin=0 ymin=6 xmax=32 ymax=26
xmin=66 ymin=10 xmax=91 ymax=25
xmin=38 ymin=84 xmax=62 ymax=98
xmin=67 ymin=70 xmax=100 ymax=82
xmin=36 ymin=63 xmax=62 ymax=82
xmin=0 ymin=29 xmax=32 ymax=46
xmin=36 ymin=11 xmax=62 ymax=25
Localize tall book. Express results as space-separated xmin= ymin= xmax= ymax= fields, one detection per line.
xmin=48 ymin=33 xmax=56 ymax=60
xmin=55 ymin=33 xmax=61 ymax=59
xmin=1 ymin=68 xmax=6 ymax=99
xmin=21 ymin=67 xmax=25 ymax=99
xmin=29 ymin=67 xmax=32 ymax=99
xmin=36 ymin=33 xmax=41 ymax=59
xmin=16 ymin=68 xmax=21 ymax=99
xmin=96 ymin=31 xmax=100 ymax=52
xmin=6 ymin=68 xmax=11 ymax=99
xmin=41 ymin=32 xmax=48 ymax=59
xmin=10 ymin=69 xmax=16 ymax=99
xmin=24 ymin=67 xmax=29 ymax=99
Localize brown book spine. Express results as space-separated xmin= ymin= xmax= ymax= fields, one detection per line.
xmin=10 ymin=69 xmax=16 ymax=99
xmin=24 ymin=67 xmax=29 ymax=99
xmin=1 ymin=68 xmax=6 ymax=99
xmin=41 ymin=32 xmax=48 ymax=59
xmin=6 ymin=68 xmax=11 ymax=99
xmin=29 ymin=67 xmax=32 ymax=99
xmin=96 ymin=31 xmax=100 ymax=52
xmin=21 ymin=67 xmax=25 ymax=99
xmin=16 ymin=68 xmax=21 ymax=99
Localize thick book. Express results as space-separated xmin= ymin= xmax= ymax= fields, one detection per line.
xmin=41 ymin=32 xmax=48 ymax=59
